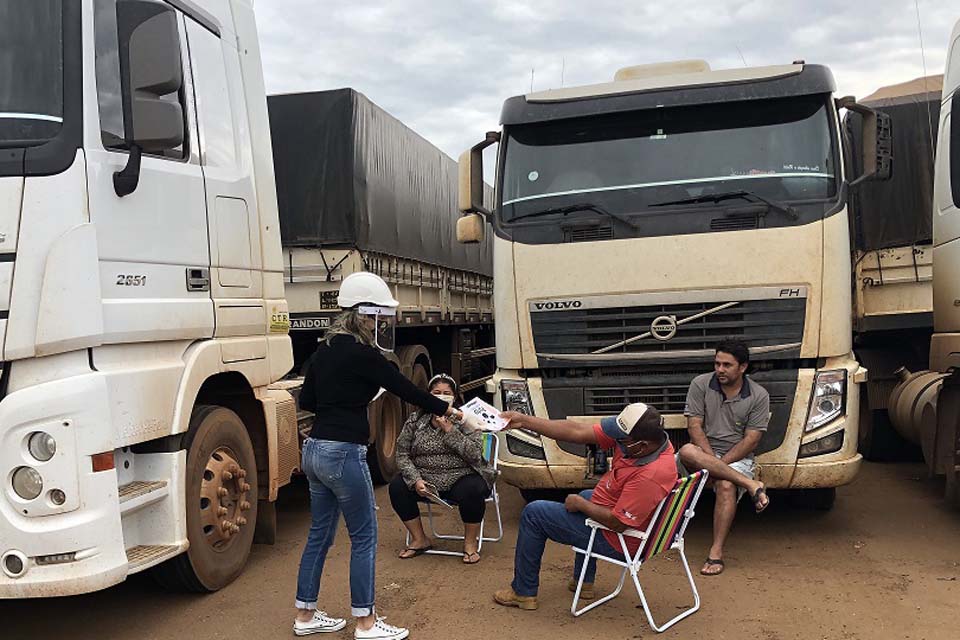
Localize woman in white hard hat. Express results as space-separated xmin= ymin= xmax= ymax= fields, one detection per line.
xmin=292 ymin=272 xmax=481 ymax=640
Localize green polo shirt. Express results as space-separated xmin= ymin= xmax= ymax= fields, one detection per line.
xmin=684 ymin=373 xmax=769 ymax=458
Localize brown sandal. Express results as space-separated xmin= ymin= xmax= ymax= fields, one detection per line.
xmin=462 ymin=551 xmax=481 ymax=564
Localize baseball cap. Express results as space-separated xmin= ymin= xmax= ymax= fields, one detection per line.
xmin=600 ymin=403 xmax=655 ymax=441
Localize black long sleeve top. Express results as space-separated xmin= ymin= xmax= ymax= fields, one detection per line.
xmin=299 ymin=334 xmax=450 ymax=444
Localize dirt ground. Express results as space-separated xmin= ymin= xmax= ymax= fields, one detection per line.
xmin=4 ymin=461 xmax=960 ymax=640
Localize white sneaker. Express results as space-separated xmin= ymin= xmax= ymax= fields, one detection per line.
xmin=354 ymin=617 xmax=409 ymax=640
xmin=294 ymin=611 xmax=347 ymax=635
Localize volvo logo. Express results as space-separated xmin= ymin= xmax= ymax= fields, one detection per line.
xmin=533 ymin=300 xmax=583 ymax=311
xmin=650 ymin=315 xmax=677 ymax=341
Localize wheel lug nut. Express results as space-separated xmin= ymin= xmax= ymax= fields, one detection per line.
xmin=222 ymin=471 xmax=233 ymax=481
xmin=240 ymin=501 xmax=251 ymax=511
xmin=221 ymin=520 xmax=232 ymax=531
xmin=241 ymin=483 xmax=251 ymax=492
xmin=237 ymin=517 xmax=247 ymax=526
xmin=237 ymin=470 xmax=247 ymax=479
xmin=231 ymin=524 xmax=240 ymax=533
xmin=217 ymin=506 xmax=228 ymax=516
xmin=218 ymin=487 xmax=228 ymax=497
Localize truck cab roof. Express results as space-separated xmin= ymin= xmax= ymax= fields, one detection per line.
xmin=500 ymin=63 xmax=836 ymax=126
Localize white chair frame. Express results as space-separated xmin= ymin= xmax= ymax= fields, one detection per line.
xmin=570 ymin=470 xmax=709 ymax=633
xmin=405 ymin=433 xmax=503 ymax=557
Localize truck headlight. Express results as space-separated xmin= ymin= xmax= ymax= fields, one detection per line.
xmin=502 ymin=379 xmax=532 ymax=414
xmin=12 ymin=466 xmax=43 ymax=500
xmin=806 ymin=369 xmax=846 ymax=432
xmin=28 ymin=432 xmax=57 ymax=462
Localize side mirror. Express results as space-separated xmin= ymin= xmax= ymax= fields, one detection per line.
xmin=839 ymin=96 xmax=892 ymax=186
xmin=458 ymin=131 xmax=500 ymax=215
xmin=113 ymin=0 xmax=184 ymax=196
xmin=456 ymin=213 xmax=485 ymax=244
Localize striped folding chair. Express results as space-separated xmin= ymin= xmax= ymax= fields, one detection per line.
xmin=570 ymin=470 xmax=709 ymax=633
xmin=409 ymin=432 xmax=503 ymax=557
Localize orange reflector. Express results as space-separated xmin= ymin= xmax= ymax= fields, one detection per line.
xmin=91 ymin=452 xmax=115 ymax=472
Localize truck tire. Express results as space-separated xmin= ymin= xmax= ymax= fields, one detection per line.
xmin=367 ymin=392 xmax=404 ymax=484
xmin=520 ymin=489 xmax=578 ymax=503
xmin=858 ymin=394 xmax=908 ymax=461
xmin=152 ymin=405 xmax=259 ymax=592
xmin=792 ymin=487 xmax=836 ymax=511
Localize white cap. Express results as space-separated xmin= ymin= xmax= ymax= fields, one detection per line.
xmin=600 ymin=402 xmax=654 ymax=441
xmin=337 ymin=272 xmax=400 ymax=309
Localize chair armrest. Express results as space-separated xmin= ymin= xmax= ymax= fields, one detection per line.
xmin=585 ymin=518 xmax=647 ymax=539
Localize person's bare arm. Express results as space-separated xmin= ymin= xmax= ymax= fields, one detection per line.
xmin=563 ymin=494 xmax=626 ymax=532
xmin=501 ymin=412 xmax=598 ymax=445
xmin=720 ymin=429 xmax=763 ymax=464
xmin=686 ymin=416 xmax=715 ymax=456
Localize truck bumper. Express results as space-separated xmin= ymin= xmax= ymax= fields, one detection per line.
xmin=1 ymin=371 xmax=130 ymax=598
xmin=760 ymin=453 xmax=863 ymax=489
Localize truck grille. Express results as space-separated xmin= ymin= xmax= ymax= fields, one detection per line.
xmin=584 ymin=384 xmax=791 ymax=415
xmin=531 ymin=293 xmax=805 ymax=361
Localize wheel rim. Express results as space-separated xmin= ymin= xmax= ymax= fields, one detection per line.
xmin=198 ymin=446 xmax=253 ymax=552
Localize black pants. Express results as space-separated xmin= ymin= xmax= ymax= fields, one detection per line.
xmin=389 ymin=473 xmax=490 ymax=524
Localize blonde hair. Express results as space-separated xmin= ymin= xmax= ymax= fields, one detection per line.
xmin=324 ymin=309 xmax=374 ymax=347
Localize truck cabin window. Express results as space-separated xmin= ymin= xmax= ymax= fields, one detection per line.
xmin=500 ymin=95 xmax=837 ymax=226
xmin=0 ymin=0 xmax=64 ymax=148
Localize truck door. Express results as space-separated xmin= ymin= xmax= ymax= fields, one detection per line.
xmin=87 ymin=4 xmax=213 ymax=344
xmin=185 ymin=19 xmax=264 ymax=339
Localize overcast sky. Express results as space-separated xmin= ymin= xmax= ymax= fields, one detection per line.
xmin=255 ymin=1 xmax=957 ymax=167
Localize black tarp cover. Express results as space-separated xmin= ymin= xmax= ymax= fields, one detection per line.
xmin=268 ymin=88 xmax=493 ymax=275
xmin=846 ymin=81 xmax=941 ymax=251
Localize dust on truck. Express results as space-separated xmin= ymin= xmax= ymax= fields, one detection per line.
xmin=1 ymin=0 xmax=301 ymax=597
xmin=456 ymin=60 xmax=891 ymax=505
xmin=267 ymin=89 xmax=495 ymax=482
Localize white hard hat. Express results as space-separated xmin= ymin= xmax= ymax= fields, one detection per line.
xmin=337 ymin=272 xmax=399 ymax=309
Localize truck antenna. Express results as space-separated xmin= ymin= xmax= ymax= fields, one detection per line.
xmin=530 ymin=68 xmax=535 ymax=92
xmin=913 ymin=0 xmax=936 ymax=166
xmin=735 ymin=45 xmax=748 ymax=68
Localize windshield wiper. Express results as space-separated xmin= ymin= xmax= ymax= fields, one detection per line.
xmin=509 ymin=202 xmax=639 ymax=228
xmin=649 ymin=190 xmax=799 ymax=220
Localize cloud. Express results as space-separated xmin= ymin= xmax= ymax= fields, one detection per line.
xmin=256 ymin=0 xmax=957 ymax=177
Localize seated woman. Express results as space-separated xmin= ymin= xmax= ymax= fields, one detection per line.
xmin=389 ymin=373 xmax=496 ymax=564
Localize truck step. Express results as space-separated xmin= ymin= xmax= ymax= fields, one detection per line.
xmin=118 ymin=480 xmax=169 ymax=515
xmin=125 ymin=544 xmax=180 ymax=574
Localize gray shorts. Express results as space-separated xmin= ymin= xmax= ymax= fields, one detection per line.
xmin=676 ymin=453 xmax=755 ymax=501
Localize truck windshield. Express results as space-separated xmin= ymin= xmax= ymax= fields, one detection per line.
xmin=0 ymin=1 xmax=64 ymax=148
xmin=500 ymin=95 xmax=837 ymax=225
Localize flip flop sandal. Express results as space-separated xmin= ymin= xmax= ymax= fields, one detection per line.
xmin=700 ymin=558 xmax=724 ymax=576
xmin=751 ymin=486 xmax=770 ymax=513
xmin=462 ymin=551 xmax=481 ymax=565
xmin=399 ymin=545 xmax=433 ymax=559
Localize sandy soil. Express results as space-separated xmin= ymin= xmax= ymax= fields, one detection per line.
xmin=4 ymin=461 xmax=960 ymax=640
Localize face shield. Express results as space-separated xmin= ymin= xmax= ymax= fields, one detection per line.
xmin=358 ymin=305 xmax=397 ymax=352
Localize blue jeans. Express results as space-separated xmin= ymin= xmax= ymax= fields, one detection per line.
xmin=512 ymin=490 xmax=624 ymax=597
xmin=295 ymin=439 xmax=377 ymax=617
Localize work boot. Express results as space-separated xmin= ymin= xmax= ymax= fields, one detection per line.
xmin=567 ymin=578 xmax=595 ymax=600
xmin=493 ymin=587 xmax=538 ymax=610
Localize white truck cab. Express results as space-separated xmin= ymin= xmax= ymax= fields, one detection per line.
xmin=0 ymin=0 xmax=296 ymax=597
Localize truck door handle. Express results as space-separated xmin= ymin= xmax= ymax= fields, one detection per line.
xmin=186 ymin=267 xmax=210 ymax=292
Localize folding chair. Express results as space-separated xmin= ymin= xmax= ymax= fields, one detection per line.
xmin=570 ymin=470 xmax=710 ymax=633
xmin=405 ymin=432 xmax=503 ymax=557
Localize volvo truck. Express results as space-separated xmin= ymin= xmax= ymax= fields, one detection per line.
xmin=1 ymin=0 xmax=300 ymax=597
xmin=457 ymin=60 xmax=892 ymax=506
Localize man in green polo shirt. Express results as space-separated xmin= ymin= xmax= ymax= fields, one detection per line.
xmin=678 ymin=338 xmax=771 ymax=577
